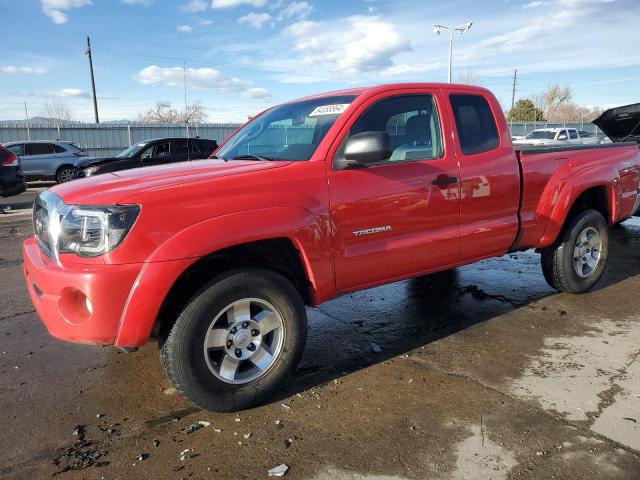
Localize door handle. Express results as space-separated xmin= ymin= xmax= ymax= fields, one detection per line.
xmin=431 ymin=175 xmax=458 ymax=186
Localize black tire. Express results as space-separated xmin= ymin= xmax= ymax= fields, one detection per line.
xmin=56 ymin=165 xmax=78 ymax=183
xmin=160 ymin=268 xmax=307 ymax=412
xmin=540 ymin=209 xmax=608 ymax=293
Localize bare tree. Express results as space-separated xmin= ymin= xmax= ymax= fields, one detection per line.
xmin=533 ymin=84 xmax=572 ymax=121
xmin=457 ymin=69 xmax=482 ymax=86
xmin=137 ymin=101 xmax=180 ymax=123
xmin=42 ymin=100 xmax=73 ymax=122
xmin=180 ymin=101 xmax=208 ymax=123
xmin=137 ymin=100 xmax=208 ymax=123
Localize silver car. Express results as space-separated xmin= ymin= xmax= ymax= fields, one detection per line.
xmin=1 ymin=141 xmax=88 ymax=183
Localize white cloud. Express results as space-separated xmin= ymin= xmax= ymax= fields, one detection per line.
xmin=211 ymin=0 xmax=266 ymax=8
xmin=238 ymin=11 xmax=271 ymax=29
xmin=55 ymin=88 xmax=90 ymax=98
xmin=279 ymin=1 xmax=312 ymax=19
xmin=134 ymin=65 xmax=270 ymax=100
xmin=177 ymin=24 xmax=193 ymax=32
xmin=284 ymin=16 xmax=411 ymax=75
xmin=1 ymin=66 xmax=48 ymax=75
xmin=180 ymin=0 xmax=207 ymax=12
xmin=523 ymin=1 xmax=545 ymax=7
xmin=41 ymin=0 xmax=92 ymax=24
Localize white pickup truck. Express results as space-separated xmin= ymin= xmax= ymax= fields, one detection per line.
xmin=512 ymin=127 xmax=594 ymax=146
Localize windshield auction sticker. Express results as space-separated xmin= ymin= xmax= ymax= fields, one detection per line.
xmin=308 ymin=104 xmax=351 ymax=117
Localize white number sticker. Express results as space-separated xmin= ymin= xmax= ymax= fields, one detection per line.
xmin=308 ymin=104 xmax=351 ymax=117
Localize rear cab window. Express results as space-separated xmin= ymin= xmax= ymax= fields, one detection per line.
xmin=449 ymin=94 xmax=499 ymax=155
xmin=569 ymin=130 xmax=578 ymax=139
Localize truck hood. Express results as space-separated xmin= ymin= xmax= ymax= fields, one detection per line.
xmin=593 ymin=103 xmax=640 ymax=143
xmin=52 ymin=159 xmax=292 ymax=205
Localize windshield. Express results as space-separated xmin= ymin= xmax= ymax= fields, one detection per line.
xmin=116 ymin=142 xmax=147 ymax=158
xmin=216 ymin=95 xmax=358 ymax=161
xmin=525 ymin=130 xmax=556 ymax=140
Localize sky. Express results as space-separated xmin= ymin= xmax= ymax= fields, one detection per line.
xmin=0 ymin=0 xmax=638 ymax=123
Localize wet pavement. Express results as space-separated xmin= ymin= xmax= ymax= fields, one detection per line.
xmin=2 ymin=212 xmax=640 ymax=479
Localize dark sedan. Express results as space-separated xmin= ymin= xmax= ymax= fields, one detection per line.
xmin=77 ymin=137 xmax=218 ymax=177
xmin=0 ymin=145 xmax=26 ymax=198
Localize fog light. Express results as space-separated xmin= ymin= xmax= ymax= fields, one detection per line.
xmin=58 ymin=288 xmax=92 ymax=324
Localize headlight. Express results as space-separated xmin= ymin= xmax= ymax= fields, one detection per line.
xmin=34 ymin=191 xmax=139 ymax=260
xmin=58 ymin=205 xmax=140 ymax=257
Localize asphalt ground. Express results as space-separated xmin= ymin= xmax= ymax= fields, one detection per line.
xmin=1 ymin=196 xmax=640 ymax=479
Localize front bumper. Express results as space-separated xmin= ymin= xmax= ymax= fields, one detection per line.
xmin=22 ymin=237 xmax=142 ymax=345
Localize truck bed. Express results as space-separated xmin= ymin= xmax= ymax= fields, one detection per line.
xmin=515 ymin=142 xmax=640 ymax=250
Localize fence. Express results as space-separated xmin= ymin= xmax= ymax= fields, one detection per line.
xmin=0 ymin=121 xmax=605 ymax=156
xmin=0 ymin=122 xmax=243 ymax=157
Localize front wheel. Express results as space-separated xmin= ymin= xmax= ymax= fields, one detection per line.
xmin=56 ymin=166 xmax=78 ymax=183
xmin=160 ymin=269 xmax=307 ymax=412
xmin=541 ymin=209 xmax=609 ymax=293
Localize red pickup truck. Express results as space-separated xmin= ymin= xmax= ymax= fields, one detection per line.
xmin=22 ymin=83 xmax=640 ymax=411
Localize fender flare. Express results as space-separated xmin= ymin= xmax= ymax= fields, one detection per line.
xmin=113 ymin=206 xmax=334 ymax=347
xmin=537 ymin=165 xmax=619 ymax=248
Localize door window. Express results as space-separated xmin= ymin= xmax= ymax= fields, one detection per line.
xmin=6 ymin=144 xmax=24 ymax=156
xmin=25 ymin=143 xmax=55 ymax=156
xmin=174 ymin=139 xmax=189 ymax=156
xmin=342 ymin=95 xmax=443 ymax=164
xmin=140 ymin=141 xmax=171 ymax=160
xmin=449 ymin=94 xmax=499 ymax=155
xmin=569 ymin=130 xmax=578 ymax=139
xmin=53 ymin=144 xmax=67 ymax=153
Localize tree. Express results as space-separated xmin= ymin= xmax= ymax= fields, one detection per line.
xmin=42 ymin=100 xmax=73 ymax=122
xmin=533 ymin=84 xmax=572 ymax=121
xmin=137 ymin=100 xmax=208 ymax=123
xmin=507 ymin=99 xmax=545 ymax=122
xmin=457 ymin=69 xmax=482 ymax=86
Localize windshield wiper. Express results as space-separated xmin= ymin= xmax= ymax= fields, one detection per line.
xmin=231 ymin=154 xmax=277 ymax=161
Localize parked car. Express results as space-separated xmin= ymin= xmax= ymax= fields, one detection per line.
xmin=2 ymin=141 xmax=88 ymax=183
xmin=22 ymin=83 xmax=640 ymax=412
xmin=77 ymin=137 xmax=218 ymax=177
xmin=0 ymin=145 xmax=26 ymax=197
xmin=512 ymin=127 xmax=584 ymax=146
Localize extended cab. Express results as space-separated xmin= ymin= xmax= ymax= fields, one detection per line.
xmin=22 ymin=84 xmax=640 ymax=411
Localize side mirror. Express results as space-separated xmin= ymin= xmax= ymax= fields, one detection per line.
xmin=344 ymin=131 xmax=392 ymax=165
xmin=557 ymin=134 xmax=568 ymax=140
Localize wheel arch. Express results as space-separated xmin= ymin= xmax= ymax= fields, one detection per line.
xmin=113 ymin=207 xmax=334 ymax=347
xmin=537 ymin=166 xmax=618 ymax=248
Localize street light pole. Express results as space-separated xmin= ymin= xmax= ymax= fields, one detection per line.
xmin=433 ymin=22 xmax=473 ymax=83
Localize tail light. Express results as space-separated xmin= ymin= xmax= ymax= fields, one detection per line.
xmin=73 ymin=152 xmax=88 ymax=157
xmin=1 ymin=151 xmax=18 ymax=167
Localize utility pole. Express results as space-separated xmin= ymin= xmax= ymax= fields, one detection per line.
xmin=511 ymin=69 xmax=518 ymax=111
xmin=85 ymin=36 xmax=99 ymax=124
xmin=183 ymin=60 xmax=189 ymax=138
xmin=24 ymin=100 xmax=31 ymax=141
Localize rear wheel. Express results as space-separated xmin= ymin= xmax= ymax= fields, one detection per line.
xmin=56 ymin=165 xmax=78 ymax=183
xmin=540 ymin=209 xmax=608 ymax=293
xmin=160 ymin=269 xmax=307 ymax=412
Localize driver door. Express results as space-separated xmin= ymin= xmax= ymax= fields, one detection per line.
xmin=327 ymin=92 xmax=461 ymax=292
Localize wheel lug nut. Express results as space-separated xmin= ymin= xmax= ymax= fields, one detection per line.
xmin=242 ymin=322 xmax=249 ymax=328
xmin=247 ymin=343 xmax=256 ymax=351
xmin=227 ymin=341 xmax=233 ymax=348
xmin=235 ymin=349 xmax=242 ymax=357
xmin=230 ymin=327 xmax=237 ymax=334
xmin=251 ymin=329 xmax=259 ymax=336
